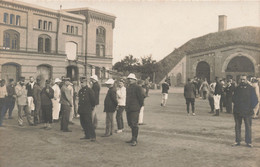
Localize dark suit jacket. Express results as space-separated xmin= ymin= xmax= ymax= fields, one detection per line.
xmin=92 ymin=82 xmax=100 ymax=105
xmin=125 ymin=83 xmax=144 ymax=112
xmin=104 ymin=87 xmax=118 ymax=113
xmin=184 ymin=82 xmax=196 ymax=99
xmin=78 ymin=86 xmax=96 ymax=114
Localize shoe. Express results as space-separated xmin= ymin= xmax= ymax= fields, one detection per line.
xmin=116 ymin=129 xmax=123 ymax=133
xmin=63 ymin=130 xmax=72 ymax=132
xmin=131 ymin=141 xmax=137 ymax=146
xmin=80 ymin=136 xmax=90 ymax=140
xmin=232 ymin=142 xmax=240 ymax=147
xmin=101 ymin=134 xmax=111 ymax=137
xmin=192 ymin=113 xmax=195 ymax=116
xmin=246 ymin=143 xmax=253 ymax=148
xmin=69 ymin=122 xmax=74 ymax=125
xmin=208 ymin=111 xmax=214 ymax=113
xmin=126 ymin=139 xmax=133 ymax=143
xmin=138 ymin=123 xmax=145 ymax=125
xmin=91 ymin=138 xmax=96 ymax=142
xmin=160 ymin=103 xmax=163 ymax=106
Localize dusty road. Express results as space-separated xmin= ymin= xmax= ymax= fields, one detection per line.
xmin=1 ymin=88 xmax=260 ymax=167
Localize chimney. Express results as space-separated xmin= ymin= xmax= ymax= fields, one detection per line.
xmin=218 ymin=15 xmax=227 ymax=32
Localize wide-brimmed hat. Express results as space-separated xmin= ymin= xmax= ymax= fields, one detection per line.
xmin=90 ymin=75 xmax=98 ymax=81
xmin=105 ymin=79 xmax=114 ymax=85
xmin=127 ymin=73 xmax=137 ymax=80
xmin=54 ymin=78 xmax=62 ymax=83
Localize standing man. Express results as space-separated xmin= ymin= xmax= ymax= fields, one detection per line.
xmin=60 ymin=78 xmax=73 ymax=132
xmin=224 ymin=79 xmax=235 ymax=114
xmin=52 ymin=78 xmax=61 ymax=122
xmin=68 ymin=81 xmax=74 ymax=124
xmin=26 ymin=76 xmax=35 ymax=116
xmin=213 ymin=77 xmax=223 ymax=116
xmin=41 ymin=80 xmax=54 ymax=129
xmin=116 ymin=79 xmax=126 ymax=133
xmin=208 ymin=81 xmax=216 ymax=114
xmin=90 ymin=75 xmax=100 ymax=129
xmin=15 ymin=77 xmax=34 ymax=126
xmin=232 ymin=75 xmax=258 ymax=147
xmin=125 ymin=73 xmax=144 ymax=146
xmin=251 ymin=77 xmax=259 ymax=119
xmin=33 ymin=76 xmax=42 ymax=125
xmin=144 ymin=76 xmax=150 ymax=97
xmin=161 ymin=79 xmax=170 ymax=107
xmin=102 ymin=79 xmax=118 ymax=137
xmin=0 ymin=79 xmax=8 ymax=127
xmin=2 ymin=79 xmax=16 ymax=120
xmin=184 ymin=78 xmax=196 ymax=116
xmin=78 ymin=77 xmax=96 ymax=141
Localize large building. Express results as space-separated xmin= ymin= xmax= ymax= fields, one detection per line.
xmin=156 ymin=15 xmax=260 ymax=85
xmin=0 ymin=0 xmax=116 ymax=82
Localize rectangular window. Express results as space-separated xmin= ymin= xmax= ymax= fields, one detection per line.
xmin=16 ymin=15 xmax=20 ymax=26
xmin=10 ymin=14 xmax=15 ymax=25
xmin=75 ymin=27 xmax=78 ymax=35
xmin=45 ymin=38 xmax=50 ymax=53
xmin=66 ymin=25 xmax=70 ymax=33
xmin=71 ymin=26 xmax=74 ymax=34
xmin=38 ymin=20 xmax=42 ymax=29
xmin=4 ymin=13 xmax=8 ymax=24
xmin=43 ymin=21 xmax=47 ymax=30
xmin=4 ymin=33 xmax=10 ymax=49
xmin=48 ymin=22 xmax=52 ymax=31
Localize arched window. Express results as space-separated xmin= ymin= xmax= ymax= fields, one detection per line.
xmin=65 ymin=42 xmax=77 ymax=60
xmin=10 ymin=14 xmax=15 ymax=25
xmin=96 ymin=26 xmax=106 ymax=57
xmin=3 ymin=30 xmax=20 ymax=50
xmin=66 ymin=25 xmax=70 ymax=33
xmin=38 ymin=34 xmax=51 ymax=53
xmin=16 ymin=15 xmax=20 ymax=26
xmin=43 ymin=21 xmax=47 ymax=30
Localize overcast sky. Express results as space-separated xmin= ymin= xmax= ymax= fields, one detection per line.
xmin=17 ymin=0 xmax=260 ymax=64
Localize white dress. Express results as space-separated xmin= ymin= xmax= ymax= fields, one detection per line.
xmin=52 ymin=84 xmax=61 ymax=120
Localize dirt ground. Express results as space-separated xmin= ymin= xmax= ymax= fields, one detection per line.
xmin=0 ymin=88 xmax=260 ymax=167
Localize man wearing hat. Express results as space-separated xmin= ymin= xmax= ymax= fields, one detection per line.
xmin=125 ymin=73 xmax=144 ymax=146
xmin=60 ymin=78 xmax=73 ymax=132
xmin=41 ymin=80 xmax=54 ymax=129
xmin=78 ymin=77 xmax=96 ymax=141
xmin=102 ymin=78 xmax=118 ymax=137
xmin=0 ymin=79 xmax=8 ymax=127
xmin=15 ymin=77 xmax=34 ymax=126
xmin=115 ymin=79 xmax=126 ymax=133
xmin=90 ymin=75 xmax=100 ymax=129
xmin=52 ymin=78 xmax=62 ymax=122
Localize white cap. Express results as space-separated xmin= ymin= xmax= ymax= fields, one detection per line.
xmin=54 ymin=78 xmax=62 ymax=83
xmin=127 ymin=73 xmax=137 ymax=80
xmin=90 ymin=75 xmax=98 ymax=81
xmin=105 ymin=78 xmax=114 ymax=85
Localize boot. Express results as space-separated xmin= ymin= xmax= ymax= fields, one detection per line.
xmin=214 ymin=109 xmax=219 ymax=116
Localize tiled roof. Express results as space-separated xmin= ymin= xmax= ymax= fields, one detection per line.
xmin=155 ymin=26 xmax=260 ymax=83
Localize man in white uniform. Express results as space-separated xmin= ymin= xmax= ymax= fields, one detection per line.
xmin=52 ymin=78 xmax=61 ymax=122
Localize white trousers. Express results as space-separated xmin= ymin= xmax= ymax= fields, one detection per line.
xmin=213 ymin=95 xmax=221 ymax=110
xmin=139 ymin=106 xmax=144 ymax=123
xmin=52 ymin=99 xmax=61 ymax=120
xmin=27 ymin=96 xmax=35 ymax=111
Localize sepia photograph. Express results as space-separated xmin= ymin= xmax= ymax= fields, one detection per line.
xmin=0 ymin=0 xmax=260 ymax=166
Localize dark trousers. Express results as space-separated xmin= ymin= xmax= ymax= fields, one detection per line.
xmin=127 ymin=111 xmax=139 ymax=142
xmin=2 ymin=98 xmax=15 ymax=118
xmin=234 ymin=113 xmax=252 ymax=144
xmin=116 ymin=106 xmax=125 ymax=130
xmin=220 ymin=95 xmax=226 ymax=112
xmin=203 ymin=91 xmax=207 ymax=99
xmin=105 ymin=112 xmax=114 ymax=135
xmin=60 ymin=104 xmax=70 ymax=131
xmin=42 ymin=105 xmax=53 ymax=123
xmin=226 ymin=96 xmax=233 ymax=113
xmin=208 ymin=96 xmax=214 ymax=112
xmin=80 ymin=112 xmax=96 ymax=139
xmin=34 ymin=102 xmax=42 ymax=124
xmin=185 ymin=98 xmax=195 ymax=113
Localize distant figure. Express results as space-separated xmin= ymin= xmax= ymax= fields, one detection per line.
xmin=102 ymin=79 xmax=118 ymax=137
xmin=199 ymin=79 xmax=209 ymax=100
xmin=208 ymin=81 xmax=216 ymax=114
xmin=125 ymin=73 xmax=144 ymax=146
xmin=26 ymin=76 xmax=35 ymax=116
xmin=250 ymin=77 xmax=259 ymax=119
xmin=213 ymin=77 xmax=223 ymax=116
xmin=40 ymin=80 xmax=54 ymax=129
xmin=90 ymin=75 xmax=100 ymax=129
xmin=15 ymin=77 xmax=34 ymax=126
xmin=184 ymin=78 xmax=196 ymax=116
xmin=224 ymin=79 xmax=235 ymax=114
xmin=33 ymin=76 xmax=43 ymax=125
xmin=2 ymin=79 xmax=16 ymax=120
xmin=144 ymin=76 xmax=150 ymax=97
xmin=60 ymin=78 xmax=73 ymax=132
xmin=137 ymin=80 xmax=146 ymax=125
xmin=232 ymin=74 xmax=258 ymax=147
xmin=0 ymin=79 xmax=8 ymax=127
xmin=52 ymin=78 xmax=62 ymax=122
xmin=116 ymin=79 xmax=126 ymax=133
xmin=78 ymin=77 xmax=96 ymax=141
xmin=161 ymin=79 xmax=170 ymax=107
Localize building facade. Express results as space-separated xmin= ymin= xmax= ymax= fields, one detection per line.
xmin=157 ymin=16 xmax=260 ymax=85
xmin=0 ymin=0 xmax=116 ymax=83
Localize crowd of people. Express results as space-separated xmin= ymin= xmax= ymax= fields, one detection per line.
xmin=184 ymin=75 xmax=259 ymax=147
xmin=0 ymin=73 xmax=146 ymax=146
